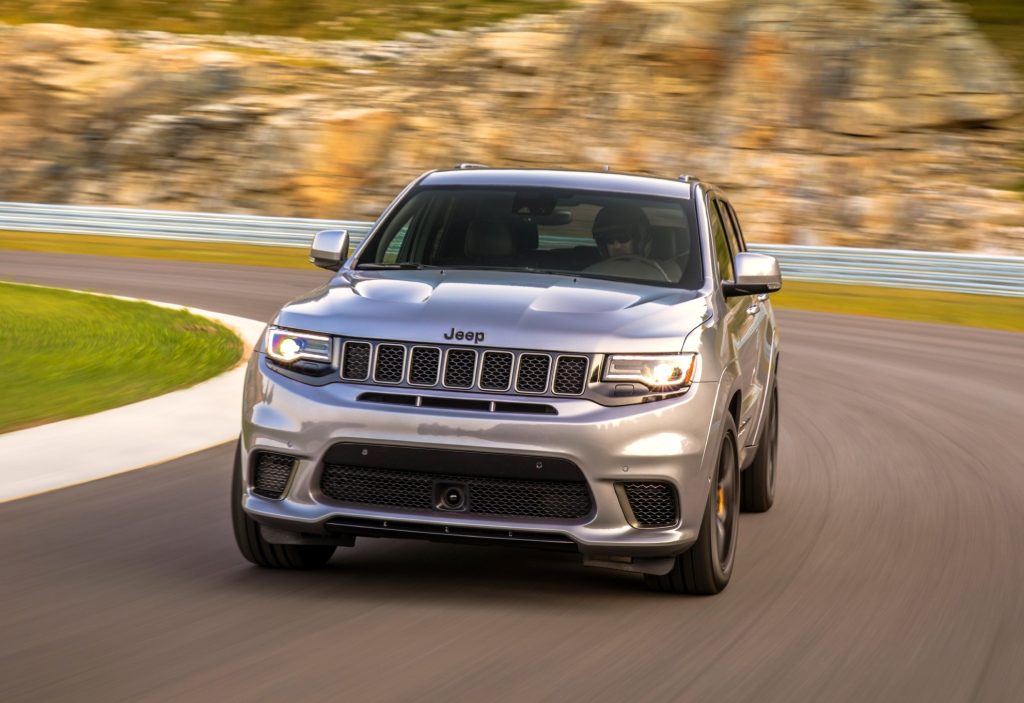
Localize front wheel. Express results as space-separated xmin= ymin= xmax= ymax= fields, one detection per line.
xmin=231 ymin=441 xmax=335 ymax=569
xmin=645 ymin=415 xmax=740 ymax=595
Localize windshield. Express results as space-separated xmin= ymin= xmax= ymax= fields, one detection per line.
xmin=356 ymin=186 xmax=703 ymax=288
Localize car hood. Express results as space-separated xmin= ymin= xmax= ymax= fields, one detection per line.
xmin=274 ymin=270 xmax=710 ymax=353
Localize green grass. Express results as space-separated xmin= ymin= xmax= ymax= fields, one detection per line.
xmin=0 ymin=230 xmax=312 ymax=269
xmin=773 ymin=281 xmax=1024 ymax=333
xmin=0 ymin=282 xmax=243 ymax=433
xmin=0 ymin=0 xmax=571 ymax=41
xmin=3 ymin=231 xmax=1022 ymax=333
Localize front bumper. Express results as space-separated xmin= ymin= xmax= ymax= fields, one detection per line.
xmin=241 ymin=354 xmax=723 ymax=559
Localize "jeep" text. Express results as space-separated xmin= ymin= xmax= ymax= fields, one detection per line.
xmin=443 ymin=327 xmax=485 ymax=344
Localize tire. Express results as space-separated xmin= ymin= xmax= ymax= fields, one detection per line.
xmin=741 ymin=385 xmax=778 ymax=513
xmin=231 ymin=441 xmax=335 ymax=569
xmin=645 ymin=414 xmax=740 ymax=595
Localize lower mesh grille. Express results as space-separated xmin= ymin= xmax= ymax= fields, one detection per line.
xmin=621 ymin=482 xmax=678 ymax=528
xmin=320 ymin=464 xmax=593 ymax=520
xmin=253 ymin=452 xmax=296 ymax=499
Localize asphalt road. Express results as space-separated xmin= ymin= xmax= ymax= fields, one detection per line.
xmin=2 ymin=251 xmax=1023 ymax=702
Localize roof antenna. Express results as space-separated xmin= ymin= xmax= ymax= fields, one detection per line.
xmin=602 ymin=164 xmax=610 ymax=173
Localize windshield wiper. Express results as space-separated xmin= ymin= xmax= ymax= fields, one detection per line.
xmin=357 ymin=262 xmax=436 ymax=270
xmin=440 ymin=265 xmax=573 ymax=276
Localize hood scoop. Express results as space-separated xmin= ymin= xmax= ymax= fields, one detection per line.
xmin=351 ymin=279 xmax=434 ymax=304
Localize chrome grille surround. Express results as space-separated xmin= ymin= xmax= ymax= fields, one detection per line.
xmin=443 ymin=348 xmax=477 ymax=389
xmin=373 ymin=344 xmax=406 ymax=384
xmin=407 ymin=346 xmax=442 ymax=386
xmin=515 ymin=353 xmax=552 ymax=394
xmin=340 ymin=341 xmax=371 ymax=381
xmin=478 ymin=350 xmax=514 ymax=391
xmin=553 ymin=355 xmax=589 ymax=395
xmin=335 ymin=339 xmax=592 ymax=398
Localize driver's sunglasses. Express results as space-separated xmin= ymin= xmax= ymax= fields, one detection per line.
xmin=595 ymin=226 xmax=636 ymax=245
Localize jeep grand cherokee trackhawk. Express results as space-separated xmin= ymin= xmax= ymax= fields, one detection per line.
xmin=232 ymin=167 xmax=781 ymax=595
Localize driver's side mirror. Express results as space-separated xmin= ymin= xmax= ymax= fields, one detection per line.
xmin=309 ymin=229 xmax=349 ymax=271
xmin=723 ymin=252 xmax=782 ymax=297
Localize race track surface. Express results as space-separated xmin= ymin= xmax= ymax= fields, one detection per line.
xmin=2 ymin=251 xmax=1023 ymax=702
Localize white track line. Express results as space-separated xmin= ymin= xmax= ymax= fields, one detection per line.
xmin=0 ymin=287 xmax=265 ymax=502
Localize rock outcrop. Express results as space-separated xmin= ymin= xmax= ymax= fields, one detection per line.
xmin=1 ymin=0 xmax=1022 ymax=253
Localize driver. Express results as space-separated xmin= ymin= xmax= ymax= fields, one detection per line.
xmin=590 ymin=203 xmax=681 ymax=282
xmin=592 ymin=204 xmax=649 ymax=259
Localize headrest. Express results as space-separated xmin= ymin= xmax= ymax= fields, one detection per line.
xmin=465 ymin=217 xmax=518 ymax=258
xmin=647 ymin=226 xmax=679 ymax=260
xmin=511 ymin=216 xmax=539 ymax=251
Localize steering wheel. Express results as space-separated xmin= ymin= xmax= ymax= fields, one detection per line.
xmin=583 ymin=255 xmax=673 ymax=283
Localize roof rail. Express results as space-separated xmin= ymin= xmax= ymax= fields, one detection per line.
xmin=454 ymin=163 xmax=490 ymax=169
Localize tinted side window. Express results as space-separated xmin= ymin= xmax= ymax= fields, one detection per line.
xmin=724 ymin=201 xmax=747 ymax=251
xmin=709 ymin=198 xmax=733 ymax=282
xmin=716 ymin=199 xmax=742 ymax=260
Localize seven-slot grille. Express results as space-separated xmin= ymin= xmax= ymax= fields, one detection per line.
xmin=320 ymin=464 xmax=593 ymax=520
xmin=339 ymin=340 xmax=590 ymax=396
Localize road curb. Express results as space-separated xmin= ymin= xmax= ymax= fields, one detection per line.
xmin=0 ymin=286 xmax=265 ymax=503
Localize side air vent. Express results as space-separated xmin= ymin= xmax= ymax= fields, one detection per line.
xmin=619 ymin=481 xmax=679 ymax=528
xmin=252 ymin=452 xmax=296 ymax=499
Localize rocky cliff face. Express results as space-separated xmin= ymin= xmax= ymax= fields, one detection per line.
xmin=1 ymin=0 xmax=1022 ymax=253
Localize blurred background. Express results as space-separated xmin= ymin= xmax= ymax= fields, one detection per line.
xmin=2 ymin=6 xmax=1024 ymax=701
xmin=0 ymin=0 xmax=1021 ymax=254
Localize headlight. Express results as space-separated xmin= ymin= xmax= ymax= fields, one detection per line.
xmin=603 ymin=353 xmax=698 ymax=390
xmin=265 ymin=327 xmax=332 ymax=364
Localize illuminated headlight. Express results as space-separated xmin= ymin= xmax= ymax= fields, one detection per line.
xmin=604 ymin=353 xmax=698 ymax=390
xmin=265 ymin=327 xmax=332 ymax=364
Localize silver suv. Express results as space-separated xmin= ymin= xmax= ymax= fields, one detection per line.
xmin=232 ymin=168 xmax=782 ymax=594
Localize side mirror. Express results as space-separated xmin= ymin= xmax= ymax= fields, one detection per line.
xmin=309 ymin=229 xmax=349 ymax=271
xmin=723 ymin=252 xmax=782 ymax=297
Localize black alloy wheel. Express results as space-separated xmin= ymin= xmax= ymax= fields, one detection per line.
xmin=645 ymin=414 xmax=740 ymax=595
